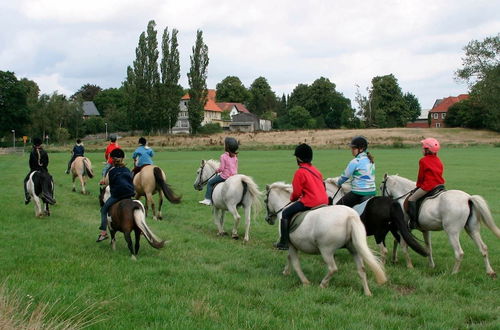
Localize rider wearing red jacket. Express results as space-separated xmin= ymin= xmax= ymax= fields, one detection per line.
xmin=275 ymin=143 xmax=328 ymax=250
xmin=408 ymin=138 xmax=445 ymax=228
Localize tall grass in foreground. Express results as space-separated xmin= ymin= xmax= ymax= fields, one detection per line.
xmin=0 ymin=146 xmax=498 ymax=329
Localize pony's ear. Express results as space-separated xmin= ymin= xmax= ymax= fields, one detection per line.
xmin=201 ymin=160 xmax=205 ymax=165
xmin=384 ymin=173 xmax=388 ymax=179
xmin=265 ymin=184 xmax=270 ymax=191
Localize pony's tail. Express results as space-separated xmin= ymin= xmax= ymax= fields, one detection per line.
xmin=470 ymin=195 xmax=500 ymax=238
xmin=133 ymin=202 xmax=166 ymax=249
xmin=349 ymin=213 xmax=387 ymax=285
xmin=153 ymin=167 xmax=181 ymax=204
xmin=83 ymin=158 xmax=94 ymax=178
xmin=239 ymin=175 xmax=262 ymax=218
xmin=391 ymin=201 xmax=428 ymax=256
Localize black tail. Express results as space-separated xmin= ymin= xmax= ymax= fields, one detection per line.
xmin=153 ymin=167 xmax=181 ymax=204
xmin=391 ymin=201 xmax=428 ymax=257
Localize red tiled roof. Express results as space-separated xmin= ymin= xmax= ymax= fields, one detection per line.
xmin=429 ymin=94 xmax=469 ymax=113
xmin=216 ymin=102 xmax=250 ymax=113
xmin=181 ymin=89 xmax=222 ymax=112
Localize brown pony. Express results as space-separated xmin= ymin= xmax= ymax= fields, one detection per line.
xmin=99 ymin=186 xmax=166 ymax=260
xmin=133 ymin=165 xmax=181 ymax=220
xmin=70 ymin=156 xmax=94 ymax=194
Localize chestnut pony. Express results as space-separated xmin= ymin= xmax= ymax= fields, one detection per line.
xmin=70 ymin=156 xmax=94 ymax=194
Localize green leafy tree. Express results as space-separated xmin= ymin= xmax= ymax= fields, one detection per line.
xmin=403 ymin=92 xmax=421 ymax=122
xmin=445 ymin=99 xmax=485 ymax=129
xmin=215 ymin=76 xmax=250 ymax=103
xmin=187 ymin=30 xmax=209 ymax=134
xmin=160 ymin=27 xmax=183 ymax=132
xmin=93 ymin=88 xmax=126 ymax=118
xmin=0 ymin=71 xmax=30 ymax=137
xmin=288 ymin=105 xmax=313 ymax=128
xmin=247 ymin=77 xmax=277 ymax=117
xmin=370 ymin=74 xmax=410 ymax=127
xmin=71 ymin=84 xmax=102 ymax=101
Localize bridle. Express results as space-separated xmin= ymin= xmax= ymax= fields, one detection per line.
xmin=195 ymin=162 xmax=216 ymax=189
xmin=380 ymin=177 xmax=413 ymax=201
xmin=264 ymin=188 xmax=292 ymax=224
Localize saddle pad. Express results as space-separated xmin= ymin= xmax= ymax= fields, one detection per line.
xmin=289 ymin=204 xmax=327 ymax=234
xmin=353 ymin=198 xmax=372 ymax=216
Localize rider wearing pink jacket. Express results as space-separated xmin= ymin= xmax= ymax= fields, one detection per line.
xmin=199 ymin=137 xmax=239 ymax=205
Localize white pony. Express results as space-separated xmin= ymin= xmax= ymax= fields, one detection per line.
xmin=26 ymin=170 xmax=55 ymax=217
xmin=381 ymin=174 xmax=500 ymax=277
xmin=193 ymin=159 xmax=262 ymax=242
xmin=265 ymin=182 xmax=387 ymax=296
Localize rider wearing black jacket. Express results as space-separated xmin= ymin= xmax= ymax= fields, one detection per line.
xmin=24 ymin=137 xmax=50 ymax=204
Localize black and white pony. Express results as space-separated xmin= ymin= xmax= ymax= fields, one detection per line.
xmin=25 ymin=170 xmax=56 ymax=217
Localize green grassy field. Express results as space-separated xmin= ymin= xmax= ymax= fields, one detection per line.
xmin=0 ymin=146 xmax=499 ymax=329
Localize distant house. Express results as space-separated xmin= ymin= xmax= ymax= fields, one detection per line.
xmin=229 ymin=112 xmax=272 ymax=132
xmin=82 ymin=101 xmax=100 ymax=119
xmin=406 ymin=109 xmax=430 ymax=128
xmin=429 ymin=94 xmax=468 ymax=128
xmin=172 ymin=89 xmax=222 ymax=134
xmin=217 ymin=102 xmax=250 ymax=118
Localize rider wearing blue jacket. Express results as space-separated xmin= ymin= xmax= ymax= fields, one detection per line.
xmin=132 ymin=137 xmax=154 ymax=176
xmin=65 ymin=139 xmax=85 ymax=174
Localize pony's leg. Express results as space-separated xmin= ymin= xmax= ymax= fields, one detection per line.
xmin=134 ymin=228 xmax=141 ymax=256
xmin=288 ymin=246 xmax=310 ymax=286
xmin=400 ymin=239 xmax=414 ymax=269
xmin=374 ymin=231 xmax=388 ymax=264
xmin=465 ymin=225 xmax=496 ymax=277
xmin=422 ymin=231 xmax=435 ymax=268
xmin=110 ymin=229 xmax=117 ymax=251
xmin=44 ymin=203 xmax=50 ymax=216
xmin=282 ymin=254 xmax=291 ymax=276
xmin=146 ymin=192 xmax=157 ymax=221
xmin=391 ymin=239 xmax=399 ymax=264
xmin=72 ymin=175 xmax=76 ymax=192
xmin=377 ymin=243 xmax=388 ymax=265
xmin=242 ymin=205 xmax=252 ymax=242
xmin=123 ymin=232 xmax=136 ymax=261
xmin=347 ymin=244 xmax=371 ymax=296
xmin=446 ymin=230 xmax=464 ymax=274
xmin=319 ymin=249 xmax=338 ymax=288
xmin=33 ymin=196 xmax=42 ymax=217
xmin=227 ymin=204 xmax=241 ymax=240
xmin=213 ymin=208 xmax=227 ymax=236
xmin=79 ymin=175 xmax=86 ymax=194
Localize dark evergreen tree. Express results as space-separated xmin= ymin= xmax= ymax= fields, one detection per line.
xmin=187 ymin=30 xmax=209 ymax=134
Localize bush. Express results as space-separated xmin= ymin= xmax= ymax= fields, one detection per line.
xmin=197 ymin=123 xmax=223 ymax=134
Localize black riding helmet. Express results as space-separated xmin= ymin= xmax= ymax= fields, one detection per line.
xmin=350 ymin=136 xmax=368 ymax=150
xmin=138 ymin=137 xmax=147 ymax=145
xmin=33 ymin=137 xmax=42 ymax=146
xmin=225 ymin=137 xmax=239 ymax=153
xmin=294 ymin=143 xmax=313 ymax=163
xmin=110 ymin=148 xmax=125 ymax=159
xmin=109 ymin=134 xmax=117 ymax=142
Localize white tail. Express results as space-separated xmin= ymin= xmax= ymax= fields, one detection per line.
xmin=239 ymin=175 xmax=263 ymax=218
xmin=470 ymin=195 xmax=500 ymax=238
xmin=132 ymin=202 xmax=165 ymax=248
xmin=83 ymin=158 xmax=94 ymax=178
xmin=349 ymin=214 xmax=387 ymax=285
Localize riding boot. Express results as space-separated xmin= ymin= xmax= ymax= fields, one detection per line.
xmin=408 ymin=201 xmax=418 ymax=229
xmin=24 ymin=176 xmax=30 ymax=204
xmin=275 ymin=218 xmax=289 ymax=250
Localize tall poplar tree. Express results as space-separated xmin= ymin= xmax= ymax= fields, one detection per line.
xmin=160 ymin=27 xmax=182 ymax=132
xmin=187 ymin=29 xmax=209 ymax=134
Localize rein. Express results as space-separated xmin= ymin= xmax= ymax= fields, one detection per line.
xmin=197 ymin=162 xmax=217 ymax=187
xmin=381 ymin=178 xmax=413 ymax=201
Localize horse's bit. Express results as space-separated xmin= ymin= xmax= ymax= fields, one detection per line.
xmin=196 ymin=162 xmax=216 ymax=189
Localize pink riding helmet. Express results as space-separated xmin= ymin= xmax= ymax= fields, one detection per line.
xmin=421 ymin=138 xmax=440 ymax=153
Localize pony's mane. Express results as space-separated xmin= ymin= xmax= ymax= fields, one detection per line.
xmin=268 ymin=182 xmax=292 ymax=193
xmin=389 ymin=174 xmax=415 ymax=185
xmin=204 ymin=159 xmax=220 ymax=169
xmin=324 ymin=177 xmax=352 ymax=190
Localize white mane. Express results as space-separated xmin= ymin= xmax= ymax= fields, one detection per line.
xmin=204 ymin=159 xmax=220 ymax=170
xmin=268 ymin=182 xmax=292 ymax=194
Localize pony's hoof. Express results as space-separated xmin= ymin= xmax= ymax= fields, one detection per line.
xmin=131 ymin=255 xmax=137 ymax=261
xmin=302 ymin=281 xmax=311 ymax=286
xmin=217 ymin=232 xmax=228 ymax=236
xmin=72 ymin=188 xmax=76 ymax=192
xmin=232 ymin=234 xmax=239 ymax=240
xmin=320 ymin=283 xmax=328 ymax=289
xmin=487 ymin=272 xmax=497 ymax=279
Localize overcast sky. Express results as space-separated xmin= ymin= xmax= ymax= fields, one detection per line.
xmin=1 ymin=0 xmax=499 ymax=110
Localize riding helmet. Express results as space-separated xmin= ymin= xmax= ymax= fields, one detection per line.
xmin=225 ymin=137 xmax=239 ymax=153
xmin=33 ymin=137 xmax=42 ymax=146
xmin=294 ymin=143 xmax=313 ymax=163
xmin=421 ymin=137 xmax=440 ymax=153
xmin=138 ymin=137 xmax=147 ymax=145
xmin=350 ymin=136 xmax=368 ymax=150
xmin=109 ymin=134 xmax=117 ymax=142
xmin=110 ymin=148 xmax=125 ymax=159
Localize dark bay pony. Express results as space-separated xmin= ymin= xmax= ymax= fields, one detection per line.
xmin=133 ymin=165 xmax=181 ymax=220
xmin=26 ymin=170 xmax=56 ymax=217
xmin=99 ymin=186 xmax=166 ymax=260
xmin=325 ymin=178 xmax=428 ymax=263
xmin=70 ymin=156 xmax=94 ymax=194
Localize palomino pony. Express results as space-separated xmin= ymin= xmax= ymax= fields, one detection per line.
xmin=70 ymin=156 xmax=94 ymax=194
xmin=381 ymin=174 xmax=500 ymax=276
xmin=99 ymin=186 xmax=166 ymax=260
xmin=25 ymin=170 xmax=56 ymax=217
xmin=265 ymin=182 xmax=387 ymax=296
xmin=324 ymin=178 xmax=428 ymax=263
xmin=133 ymin=165 xmax=181 ymax=220
xmin=193 ymin=159 xmax=262 ymax=242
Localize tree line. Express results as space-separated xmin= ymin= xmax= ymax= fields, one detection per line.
xmin=2 ymin=26 xmax=498 ymax=142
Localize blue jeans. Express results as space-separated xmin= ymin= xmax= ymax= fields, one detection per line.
xmin=205 ymin=175 xmax=225 ymax=200
xmin=100 ymin=196 xmax=120 ymax=231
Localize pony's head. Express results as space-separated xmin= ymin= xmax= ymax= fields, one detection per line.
xmin=380 ymin=173 xmax=415 ymax=198
xmin=193 ymin=160 xmax=218 ymax=191
xmin=264 ymin=182 xmax=292 ymax=225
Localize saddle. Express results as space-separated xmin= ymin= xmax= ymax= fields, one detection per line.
xmin=289 ymin=204 xmax=327 ymax=234
xmin=404 ymin=185 xmax=446 ymax=216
